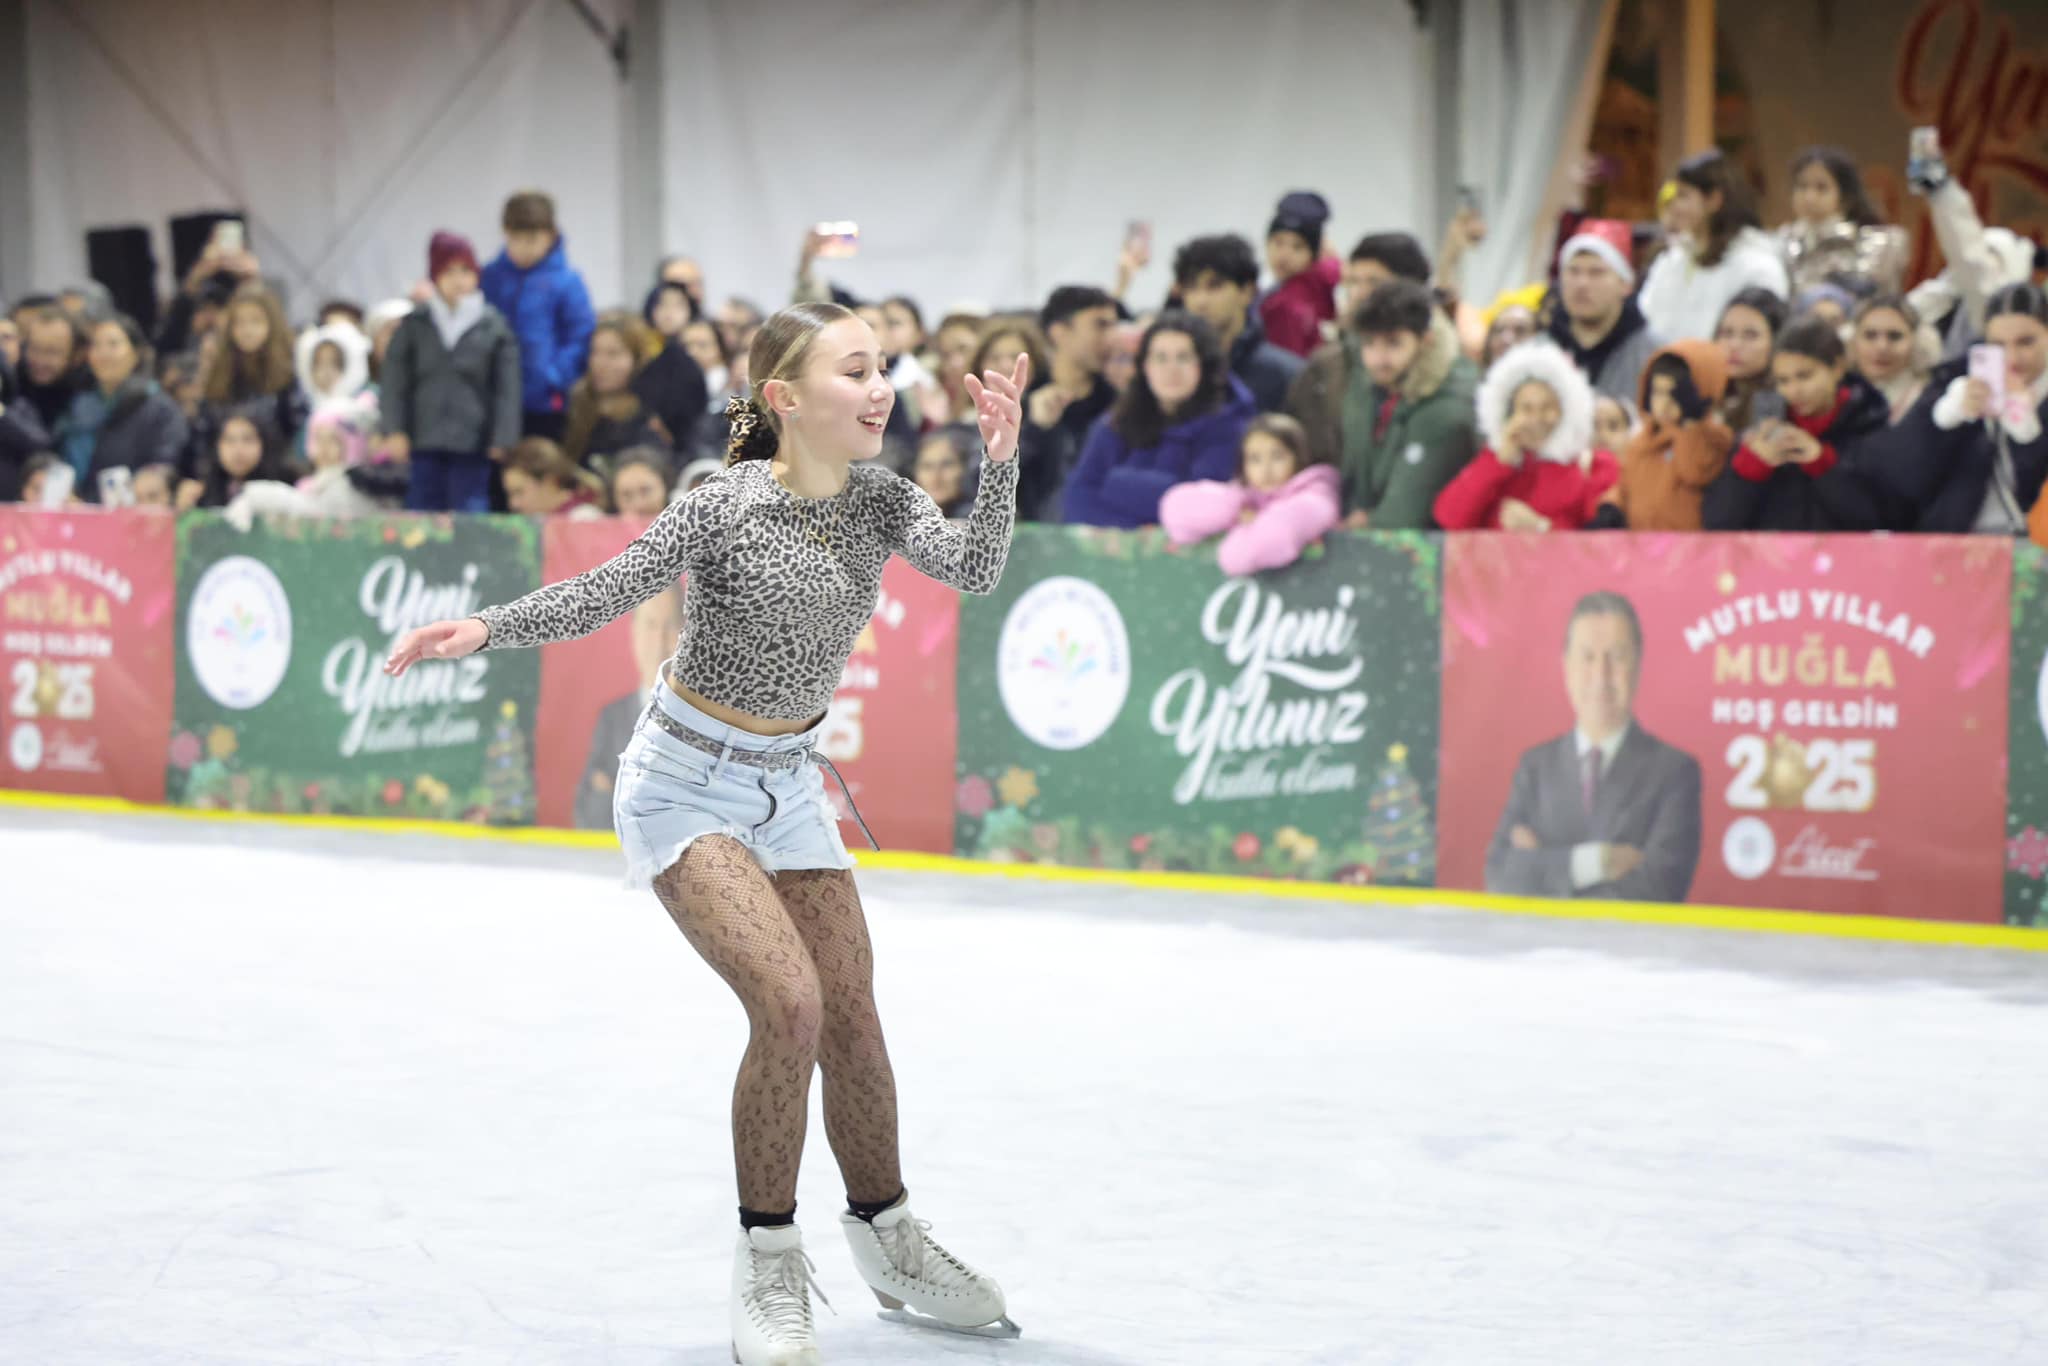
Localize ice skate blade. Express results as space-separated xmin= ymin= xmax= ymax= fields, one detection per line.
xmin=877 ymin=1307 xmax=1023 ymax=1340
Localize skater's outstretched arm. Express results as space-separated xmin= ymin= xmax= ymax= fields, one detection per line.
xmin=382 ymin=481 xmax=730 ymax=676
xmin=886 ymin=353 xmax=1027 ymax=595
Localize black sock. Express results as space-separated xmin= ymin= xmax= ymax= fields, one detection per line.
xmin=845 ymin=1187 xmax=907 ymax=1224
xmin=739 ymin=1205 xmax=797 ymax=1230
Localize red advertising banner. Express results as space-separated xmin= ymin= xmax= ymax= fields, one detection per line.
xmin=1439 ymin=534 xmax=2011 ymax=922
xmin=534 ymin=518 xmax=959 ymax=853
xmin=0 ymin=507 xmax=177 ymax=802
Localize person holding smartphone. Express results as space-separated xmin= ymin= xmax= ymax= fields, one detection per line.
xmin=1872 ymin=284 xmax=2048 ymax=535
xmin=1702 ymin=317 xmax=1889 ymax=531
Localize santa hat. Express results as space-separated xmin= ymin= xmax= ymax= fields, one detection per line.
xmin=428 ymin=230 xmax=480 ymax=280
xmin=1560 ymin=219 xmax=1635 ymax=286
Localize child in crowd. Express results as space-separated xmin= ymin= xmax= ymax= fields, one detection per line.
xmin=17 ymin=453 xmax=71 ymax=506
xmin=1702 ymin=317 xmax=1889 ymax=532
xmin=502 ymin=437 xmax=605 ymax=519
xmin=185 ymin=282 xmax=303 ymax=505
xmin=226 ymin=402 xmax=398 ymax=527
xmin=607 ymin=447 xmax=675 ymax=519
xmin=910 ymin=428 xmax=976 ymax=519
xmin=1432 ymin=338 xmax=1618 ymax=531
xmin=194 ymin=403 xmax=291 ymax=509
xmin=131 ymin=462 xmax=176 ymax=509
xmin=381 ymin=231 xmax=522 ymax=513
xmin=1594 ymin=395 xmax=1637 ymax=452
xmin=1159 ymin=412 xmax=1339 ymax=575
xmin=1592 ymin=340 xmax=1733 ymax=530
xmin=1260 ymin=191 xmax=1341 ymax=358
xmin=481 ymin=190 xmax=595 ymax=439
xmin=295 ymin=322 xmax=371 ymax=411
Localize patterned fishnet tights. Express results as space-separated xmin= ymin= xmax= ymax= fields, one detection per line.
xmin=652 ymin=835 xmax=902 ymax=1213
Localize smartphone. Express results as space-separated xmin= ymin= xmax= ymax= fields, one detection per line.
xmin=1456 ymin=184 xmax=1483 ymax=217
xmin=1910 ymin=126 xmax=1941 ymax=161
xmin=1970 ymin=343 xmax=2007 ymax=412
xmin=1125 ymin=219 xmax=1153 ymax=251
xmin=812 ymin=221 xmax=859 ymax=259
xmin=212 ymin=218 xmax=245 ymax=254
xmin=1751 ymin=392 xmax=1787 ymax=425
xmin=39 ymin=465 xmax=74 ymax=507
xmin=96 ymin=467 xmax=135 ymax=508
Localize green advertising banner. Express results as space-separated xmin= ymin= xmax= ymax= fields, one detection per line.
xmin=955 ymin=526 xmax=1440 ymax=884
xmin=170 ymin=513 xmax=543 ymax=821
xmin=2006 ymin=546 xmax=2048 ymax=927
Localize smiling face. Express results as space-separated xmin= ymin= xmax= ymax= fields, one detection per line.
xmin=1564 ymin=609 xmax=1639 ymax=744
xmin=768 ymin=316 xmax=896 ymax=462
xmin=1507 ymin=379 xmax=1562 ymax=449
xmin=88 ymin=322 xmax=139 ymax=391
xmin=1717 ymin=304 xmax=1775 ymax=381
xmin=1142 ymin=328 xmax=1202 ymax=412
xmin=1852 ymin=306 xmax=1914 ymax=381
xmin=611 ymin=462 xmax=668 ymax=518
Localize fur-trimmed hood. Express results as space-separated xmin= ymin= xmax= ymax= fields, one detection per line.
xmin=1396 ymin=310 xmax=1464 ymax=404
xmin=295 ymin=322 xmax=371 ymax=403
xmin=1475 ymin=337 xmax=1595 ymax=463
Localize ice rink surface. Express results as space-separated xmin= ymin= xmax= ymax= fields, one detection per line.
xmin=3 ymin=809 xmax=2046 ymax=1365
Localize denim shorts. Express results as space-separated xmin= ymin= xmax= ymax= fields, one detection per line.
xmin=612 ymin=678 xmax=865 ymax=888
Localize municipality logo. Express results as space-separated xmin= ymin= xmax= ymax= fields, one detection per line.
xmin=997 ymin=576 xmax=1130 ymax=751
xmin=1722 ymin=815 xmax=1776 ymax=881
xmin=187 ymin=556 xmax=293 ymax=710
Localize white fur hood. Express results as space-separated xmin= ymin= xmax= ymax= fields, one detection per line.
xmin=294 ymin=322 xmax=371 ymax=402
xmin=1474 ymin=337 xmax=1596 ymax=463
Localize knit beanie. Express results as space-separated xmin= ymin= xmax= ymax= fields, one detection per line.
xmin=428 ymin=231 xmax=480 ymax=281
xmin=1268 ymin=191 xmax=1332 ymax=256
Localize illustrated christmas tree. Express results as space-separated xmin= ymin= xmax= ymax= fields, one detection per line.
xmin=484 ymin=698 xmax=535 ymax=824
xmin=1364 ymin=742 xmax=1434 ymax=884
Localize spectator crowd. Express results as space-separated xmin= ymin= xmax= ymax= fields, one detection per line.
xmin=5 ymin=128 xmax=2047 ymax=564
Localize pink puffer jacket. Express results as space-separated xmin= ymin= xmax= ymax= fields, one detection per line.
xmin=1159 ymin=463 xmax=1342 ymax=576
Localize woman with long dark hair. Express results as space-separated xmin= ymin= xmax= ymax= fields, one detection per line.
xmin=1060 ymin=309 xmax=1255 ymax=527
xmin=1775 ymin=146 xmax=1909 ymax=294
xmin=1638 ymin=149 xmax=1790 ymax=342
xmin=382 ymin=302 xmax=1028 ymax=1364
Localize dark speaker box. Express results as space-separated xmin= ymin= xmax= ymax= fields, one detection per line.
xmin=85 ymin=225 xmax=158 ymax=335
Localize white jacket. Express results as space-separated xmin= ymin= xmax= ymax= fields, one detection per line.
xmin=1638 ymin=226 xmax=1790 ymax=342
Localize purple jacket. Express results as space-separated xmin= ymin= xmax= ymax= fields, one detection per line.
xmin=1159 ymin=463 xmax=1342 ymax=576
xmin=1061 ymin=378 xmax=1257 ymax=528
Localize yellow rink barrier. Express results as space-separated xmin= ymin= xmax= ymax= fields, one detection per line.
xmin=4 ymin=788 xmax=2044 ymax=953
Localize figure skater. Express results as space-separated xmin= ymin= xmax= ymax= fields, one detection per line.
xmin=384 ymin=301 xmax=1027 ymax=1365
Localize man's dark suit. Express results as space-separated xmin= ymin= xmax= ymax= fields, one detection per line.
xmin=1484 ymin=724 xmax=1702 ymax=902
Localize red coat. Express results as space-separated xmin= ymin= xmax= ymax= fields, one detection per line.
xmin=1431 ymin=447 xmax=1621 ymax=530
xmin=1259 ymin=257 xmax=1341 ymax=358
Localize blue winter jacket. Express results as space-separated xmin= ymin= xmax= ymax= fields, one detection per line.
xmin=481 ymin=235 xmax=596 ymax=415
xmin=1061 ymin=377 xmax=1257 ymax=528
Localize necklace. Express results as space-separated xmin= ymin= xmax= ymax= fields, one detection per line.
xmin=799 ymin=493 xmax=844 ymax=551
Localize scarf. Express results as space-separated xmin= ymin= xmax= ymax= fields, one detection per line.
xmin=428 ymin=292 xmax=486 ymax=352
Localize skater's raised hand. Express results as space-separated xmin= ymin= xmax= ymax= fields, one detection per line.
xmin=384 ymin=617 xmax=487 ymax=677
xmin=964 ymin=352 xmax=1030 ymax=465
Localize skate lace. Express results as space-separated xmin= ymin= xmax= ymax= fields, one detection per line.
xmin=880 ymin=1217 xmax=976 ymax=1289
xmin=748 ymin=1243 xmax=833 ymax=1336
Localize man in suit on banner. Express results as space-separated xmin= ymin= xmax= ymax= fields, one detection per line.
xmin=1485 ymin=590 xmax=1702 ymax=902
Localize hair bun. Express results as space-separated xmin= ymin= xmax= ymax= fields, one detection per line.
xmin=723 ymin=394 xmax=779 ymax=465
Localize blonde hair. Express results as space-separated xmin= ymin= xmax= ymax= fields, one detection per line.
xmin=725 ymin=301 xmax=857 ymax=465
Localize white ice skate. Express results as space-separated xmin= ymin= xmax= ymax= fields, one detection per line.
xmin=731 ymin=1224 xmax=831 ymax=1366
xmin=839 ymin=1198 xmax=1020 ymax=1340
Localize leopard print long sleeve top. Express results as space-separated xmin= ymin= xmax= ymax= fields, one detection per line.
xmin=474 ymin=455 xmax=1019 ymax=720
